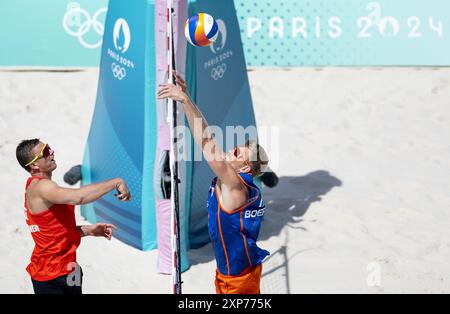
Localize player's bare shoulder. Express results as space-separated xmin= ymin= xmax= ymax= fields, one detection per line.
xmin=27 ymin=178 xmax=55 ymax=201
xmin=216 ymin=178 xmax=248 ymax=213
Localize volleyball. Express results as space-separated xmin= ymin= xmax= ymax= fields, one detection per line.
xmin=184 ymin=13 xmax=219 ymax=47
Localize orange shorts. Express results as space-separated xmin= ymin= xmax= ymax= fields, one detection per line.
xmin=215 ymin=264 xmax=262 ymax=294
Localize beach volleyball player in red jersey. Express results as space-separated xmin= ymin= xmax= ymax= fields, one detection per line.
xmin=16 ymin=139 xmax=131 ymax=294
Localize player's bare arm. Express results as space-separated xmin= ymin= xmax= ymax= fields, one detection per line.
xmin=77 ymin=223 xmax=117 ymax=240
xmin=26 ymin=178 xmax=131 ymax=215
xmin=157 ymin=74 xmax=248 ymax=211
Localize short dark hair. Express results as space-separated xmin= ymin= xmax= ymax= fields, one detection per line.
xmin=16 ymin=139 xmax=40 ymax=172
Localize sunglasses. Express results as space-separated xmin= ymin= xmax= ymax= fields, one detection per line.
xmin=232 ymin=147 xmax=250 ymax=166
xmin=232 ymin=146 xmax=241 ymax=158
xmin=25 ymin=144 xmax=51 ymax=167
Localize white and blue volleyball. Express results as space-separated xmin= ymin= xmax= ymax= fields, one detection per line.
xmin=184 ymin=13 xmax=219 ymax=47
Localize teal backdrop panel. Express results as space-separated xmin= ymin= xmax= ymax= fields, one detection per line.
xmin=187 ymin=0 xmax=260 ymax=248
xmin=81 ymin=0 xmax=158 ymax=251
xmin=0 ymin=0 xmax=108 ymax=66
xmin=236 ymin=0 xmax=450 ymax=66
xmin=2 ymin=0 xmax=450 ymax=67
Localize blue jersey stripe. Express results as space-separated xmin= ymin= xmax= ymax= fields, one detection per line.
xmin=217 ymin=202 xmax=231 ymax=275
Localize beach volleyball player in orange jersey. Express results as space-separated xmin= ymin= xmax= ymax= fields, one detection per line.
xmin=158 ymin=74 xmax=270 ymax=294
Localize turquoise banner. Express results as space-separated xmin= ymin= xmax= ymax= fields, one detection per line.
xmin=81 ymin=0 xmax=158 ymax=250
xmin=1 ymin=0 xmax=450 ymax=67
xmin=237 ymin=0 xmax=450 ymax=66
xmin=187 ymin=0 xmax=259 ymax=249
xmin=0 ymin=0 xmax=108 ymax=66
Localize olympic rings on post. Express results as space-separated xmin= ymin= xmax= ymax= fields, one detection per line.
xmin=211 ymin=63 xmax=227 ymax=80
xmin=111 ymin=63 xmax=127 ymax=80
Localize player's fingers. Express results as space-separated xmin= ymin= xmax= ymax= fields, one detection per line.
xmin=106 ymin=224 xmax=117 ymax=230
xmin=157 ymin=86 xmax=176 ymax=95
xmin=175 ymin=74 xmax=186 ymax=85
xmin=157 ymin=86 xmax=171 ymax=94
xmin=157 ymin=91 xmax=174 ymax=99
xmin=116 ymin=193 xmax=127 ymax=200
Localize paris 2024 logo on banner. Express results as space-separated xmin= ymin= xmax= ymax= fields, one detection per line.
xmin=107 ymin=18 xmax=135 ymax=81
xmin=206 ymin=19 xmax=232 ymax=81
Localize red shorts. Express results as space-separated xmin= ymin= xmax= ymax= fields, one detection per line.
xmin=215 ymin=264 xmax=262 ymax=294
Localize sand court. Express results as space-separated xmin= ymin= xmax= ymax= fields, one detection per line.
xmin=1 ymin=67 xmax=449 ymax=293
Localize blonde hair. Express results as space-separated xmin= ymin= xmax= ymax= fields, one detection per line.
xmin=245 ymin=140 xmax=269 ymax=177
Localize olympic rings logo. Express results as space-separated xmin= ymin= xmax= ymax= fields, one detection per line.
xmin=211 ymin=64 xmax=227 ymax=80
xmin=62 ymin=5 xmax=107 ymax=49
xmin=111 ymin=63 xmax=127 ymax=80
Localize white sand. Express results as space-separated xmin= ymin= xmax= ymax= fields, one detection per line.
xmin=0 ymin=67 xmax=449 ymax=294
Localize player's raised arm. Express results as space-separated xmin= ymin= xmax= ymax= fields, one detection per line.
xmin=157 ymin=74 xmax=244 ymax=190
